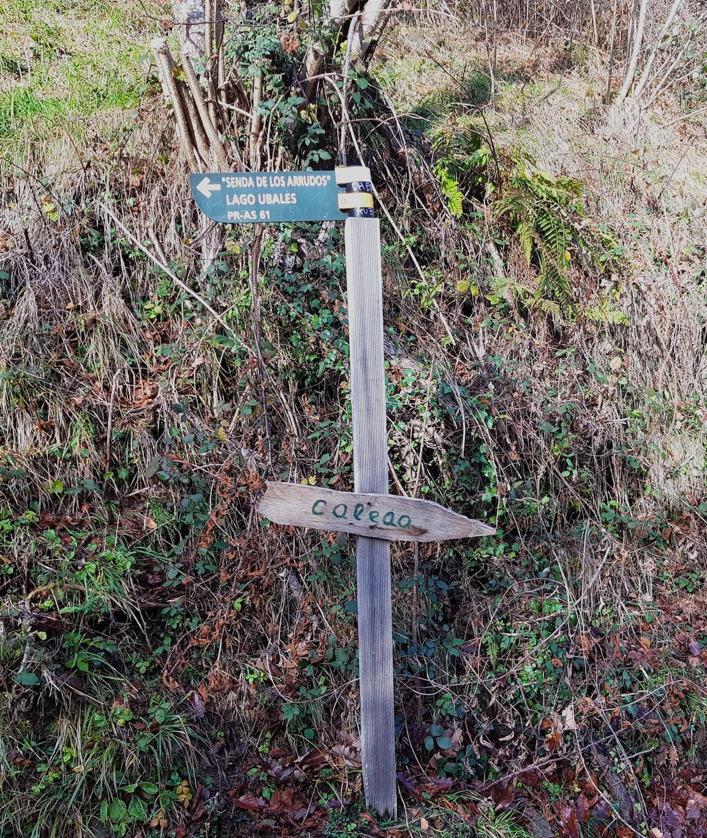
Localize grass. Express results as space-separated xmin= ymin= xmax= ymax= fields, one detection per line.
xmin=0 ymin=4 xmax=705 ymax=836
xmin=0 ymin=702 xmax=197 ymax=836
xmin=0 ymin=0 xmax=159 ymax=145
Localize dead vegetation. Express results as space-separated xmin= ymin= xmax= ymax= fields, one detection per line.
xmin=0 ymin=1 xmax=705 ymax=836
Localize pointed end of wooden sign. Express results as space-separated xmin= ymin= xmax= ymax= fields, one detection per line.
xmin=474 ymin=521 xmax=497 ymax=537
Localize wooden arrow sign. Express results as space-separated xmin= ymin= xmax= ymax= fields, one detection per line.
xmin=259 ymin=482 xmax=496 ymax=542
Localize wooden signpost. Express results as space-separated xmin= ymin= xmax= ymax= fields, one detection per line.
xmin=190 ymin=166 xmax=495 ymax=817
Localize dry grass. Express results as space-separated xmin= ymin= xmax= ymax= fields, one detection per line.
xmin=375 ymin=21 xmax=706 ymax=601
xmin=0 ymin=5 xmax=705 ymax=834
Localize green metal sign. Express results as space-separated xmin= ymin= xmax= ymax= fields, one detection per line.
xmin=189 ymin=171 xmax=346 ymax=224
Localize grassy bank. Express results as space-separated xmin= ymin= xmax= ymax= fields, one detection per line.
xmin=0 ymin=2 xmax=705 ymax=836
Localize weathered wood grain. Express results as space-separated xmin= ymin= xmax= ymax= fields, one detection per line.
xmin=346 ymin=217 xmax=396 ymax=817
xmin=259 ymin=482 xmax=496 ymax=542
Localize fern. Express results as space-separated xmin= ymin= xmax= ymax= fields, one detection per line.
xmin=585 ymin=299 xmax=630 ymax=325
xmin=432 ymin=120 xmax=625 ymax=322
xmin=515 ymin=220 xmax=534 ymax=264
xmin=494 ymin=153 xmax=601 ymax=319
xmin=433 ymin=160 xmax=464 ymax=218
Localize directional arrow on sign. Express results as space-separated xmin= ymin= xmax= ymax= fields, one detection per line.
xmin=195 ymin=176 xmax=222 ymax=199
xmin=189 ymin=171 xmax=347 ymax=223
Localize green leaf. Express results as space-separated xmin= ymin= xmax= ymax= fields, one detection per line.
xmin=436 ymin=736 xmax=453 ymax=749
xmin=144 ymin=454 xmax=162 ymax=479
xmin=424 ymin=736 xmax=435 ymax=751
xmin=430 ymin=724 xmax=444 ymax=736
xmin=14 ymin=671 xmax=40 ymax=686
xmin=140 ymin=782 xmax=159 ymax=795
xmin=127 ymin=797 xmax=148 ymax=821
xmin=109 ymin=799 xmax=127 ymax=823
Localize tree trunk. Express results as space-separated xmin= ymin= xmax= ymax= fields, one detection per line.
xmin=172 ymin=0 xmax=206 ymax=60
xmin=349 ymin=0 xmax=394 ymax=64
xmin=616 ymin=0 xmax=648 ymax=101
xmin=303 ymin=0 xmax=393 ymax=99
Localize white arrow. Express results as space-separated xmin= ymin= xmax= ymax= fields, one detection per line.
xmin=196 ymin=176 xmax=221 ymax=199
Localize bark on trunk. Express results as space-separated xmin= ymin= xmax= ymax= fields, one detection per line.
xmin=172 ymin=0 xmax=206 ymax=60
xmin=303 ymin=0 xmax=393 ymax=98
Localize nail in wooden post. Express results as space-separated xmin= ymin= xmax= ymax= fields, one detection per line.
xmin=345 ymin=215 xmax=397 ymax=817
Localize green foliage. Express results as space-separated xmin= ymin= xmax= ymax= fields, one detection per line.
xmin=474 ymin=804 xmax=533 ymax=838
xmin=496 ymin=161 xmax=582 ymax=313
xmin=0 ymin=0 xmax=157 ymax=146
xmin=224 ymin=3 xmax=368 ymax=168
xmin=430 ymin=112 xmax=626 ymax=321
xmin=0 ymin=703 xmax=195 ymax=836
xmin=1 ymin=3 xmax=704 ymax=835
xmin=434 ymin=160 xmax=464 ymax=218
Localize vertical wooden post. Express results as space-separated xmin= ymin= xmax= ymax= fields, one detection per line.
xmin=192 ymin=165 xmax=495 ymax=820
xmin=344 ymin=216 xmax=397 ymax=817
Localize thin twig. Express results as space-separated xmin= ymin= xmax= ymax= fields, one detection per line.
xmin=99 ymin=202 xmax=249 ymax=353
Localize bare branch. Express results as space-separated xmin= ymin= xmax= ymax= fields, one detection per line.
xmin=616 ymin=0 xmax=648 ymax=101
xmin=151 ymin=37 xmax=199 ymax=170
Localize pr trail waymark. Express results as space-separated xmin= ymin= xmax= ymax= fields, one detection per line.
xmin=190 ymin=169 xmax=346 ymax=223
xmin=190 ymin=165 xmax=495 ymax=817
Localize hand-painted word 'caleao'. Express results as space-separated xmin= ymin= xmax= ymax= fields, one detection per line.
xmin=259 ymin=482 xmax=495 ymax=544
xmin=190 ymin=170 xmax=347 ymax=224
xmin=313 ymin=497 xmax=412 ymax=529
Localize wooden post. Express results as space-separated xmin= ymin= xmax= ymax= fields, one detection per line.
xmin=191 ymin=167 xmax=495 ymax=819
xmin=345 ymin=216 xmax=397 ymax=817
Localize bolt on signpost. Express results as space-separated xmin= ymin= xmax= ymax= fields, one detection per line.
xmin=190 ymin=167 xmax=495 ymax=817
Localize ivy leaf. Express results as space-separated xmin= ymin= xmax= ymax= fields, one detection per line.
xmin=15 ymin=671 xmax=40 ymax=686
xmin=127 ymin=797 xmax=148 ymax=820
